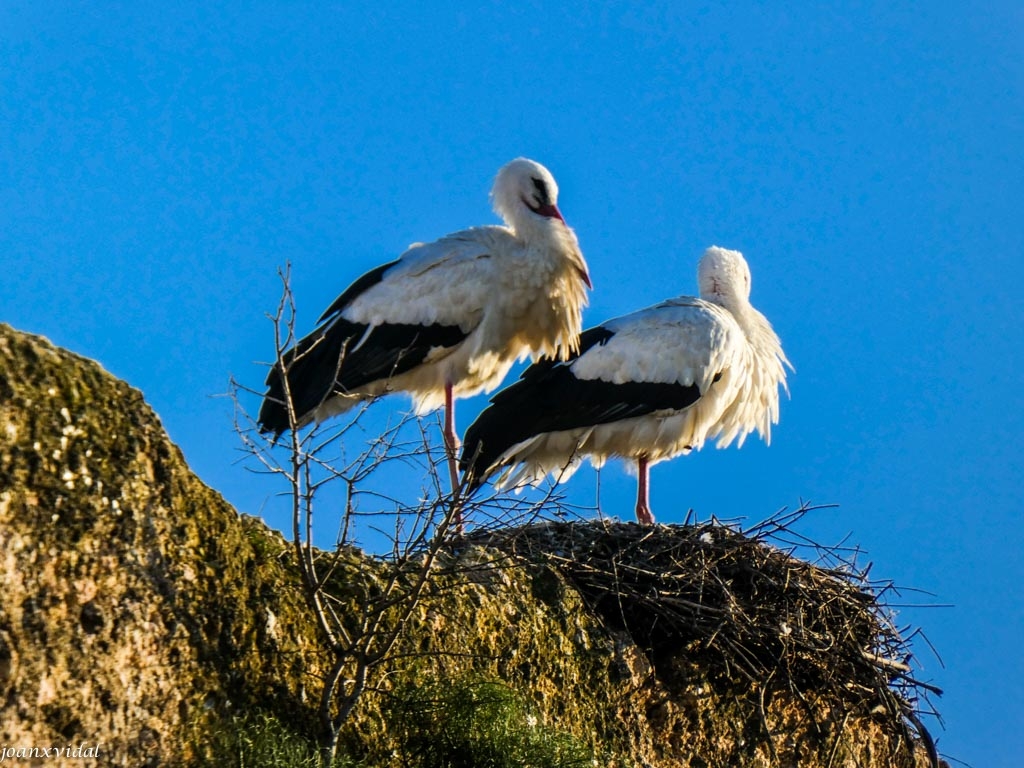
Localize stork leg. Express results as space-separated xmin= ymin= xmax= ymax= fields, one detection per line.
xmin=443 ymin=382 xmax=464 ymax=530
xmin=635 ymin=455 xmax=655 ymax=525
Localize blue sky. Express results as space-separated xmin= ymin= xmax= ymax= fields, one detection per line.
xmin=2 ymin=3 xmax=1022 ymax=765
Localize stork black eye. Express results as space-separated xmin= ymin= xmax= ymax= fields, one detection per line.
xmin=531 ymin=177 xmax=551 ymax=205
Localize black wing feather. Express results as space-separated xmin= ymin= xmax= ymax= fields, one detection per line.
xmin=258 ymin=257 xmax=469 ymax=436
xmin=258 ymin=317 xmax=466 ymax=436
xmin=317 ymin=259 xmax=401 ymax=323
xmin=462 ymin=326 xmax=703 ymax=486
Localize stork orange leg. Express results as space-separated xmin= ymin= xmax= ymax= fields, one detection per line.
xmin=635 ymin=455 xmax=655 ymax=525
xmin=443 ymin=382 xmax=464 ymax=529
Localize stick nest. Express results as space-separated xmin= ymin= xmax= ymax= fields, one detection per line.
xmin=463 ymin=505 xmax=941 ymax=766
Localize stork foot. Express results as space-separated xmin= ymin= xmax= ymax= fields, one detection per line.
xmin=635 ymin=503 xmax=656 ymax=526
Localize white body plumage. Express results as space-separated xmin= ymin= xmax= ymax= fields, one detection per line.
xmin=258 ymin=157 xmax=591 ymax=438
xmin=315 ymin=219 xmax=588 ymax=422
xmin=463 ymin=246 xmax=790 ymax=524
xmin=496 ymin=298 xmax=754 ymax=484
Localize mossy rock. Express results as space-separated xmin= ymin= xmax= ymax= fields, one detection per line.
xmin=0 ymin=324 xmax=322 ymax=765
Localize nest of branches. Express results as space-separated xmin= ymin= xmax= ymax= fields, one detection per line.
xmin=463 ymin=504 xmax=942 ymax=766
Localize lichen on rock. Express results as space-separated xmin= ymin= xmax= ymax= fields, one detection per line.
xmin=0 ymin=324 xmax=318 ymax=765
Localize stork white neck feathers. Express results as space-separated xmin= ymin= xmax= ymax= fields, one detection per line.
xmin=490 ymin=158 xmax=591 ymax=293
xmin=699 ymin=246 xmax=791 ymax=448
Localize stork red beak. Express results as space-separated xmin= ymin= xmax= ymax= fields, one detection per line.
xmin=544 ymin=203 xmax=565 ymax=223
xmin=579 ymin=266 xmax=593 ymax=289
xmin=528 ymin=200 xmax=565 ymax=223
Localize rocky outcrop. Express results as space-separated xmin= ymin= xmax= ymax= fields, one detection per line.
xmin=0 ymin=324 xmax=318 ymax=765
xmin=0 ymin=324 xmax=936 ymax=767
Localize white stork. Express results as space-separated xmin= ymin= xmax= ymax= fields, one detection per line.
xmin=461 ymin=246 xmax=791 ymax=525
xmin=258 ymin=158 xmax=592 ymax=494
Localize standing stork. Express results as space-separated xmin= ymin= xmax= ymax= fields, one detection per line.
xmin=258 ymin=158 xmax=592 ymax=497
xmin=461 ymin=246 xmax=791 ymax=525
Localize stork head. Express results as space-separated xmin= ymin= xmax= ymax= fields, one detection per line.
xmin=491 ymin=157 xmax=565 ymax=228
xmin=698 ymin=246 xmax=753 ymax=308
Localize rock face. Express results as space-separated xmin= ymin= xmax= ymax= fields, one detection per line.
xmin=0 ymin=325 xmax=316 ymax=766
xmin=0 ymin=324 xmax=936 ymax=767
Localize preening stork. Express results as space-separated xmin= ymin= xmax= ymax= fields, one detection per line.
xmin=258 ymin=158 xmax=592 ymax=494
xmin=461 ymin=246 xmax=791 ymax=525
